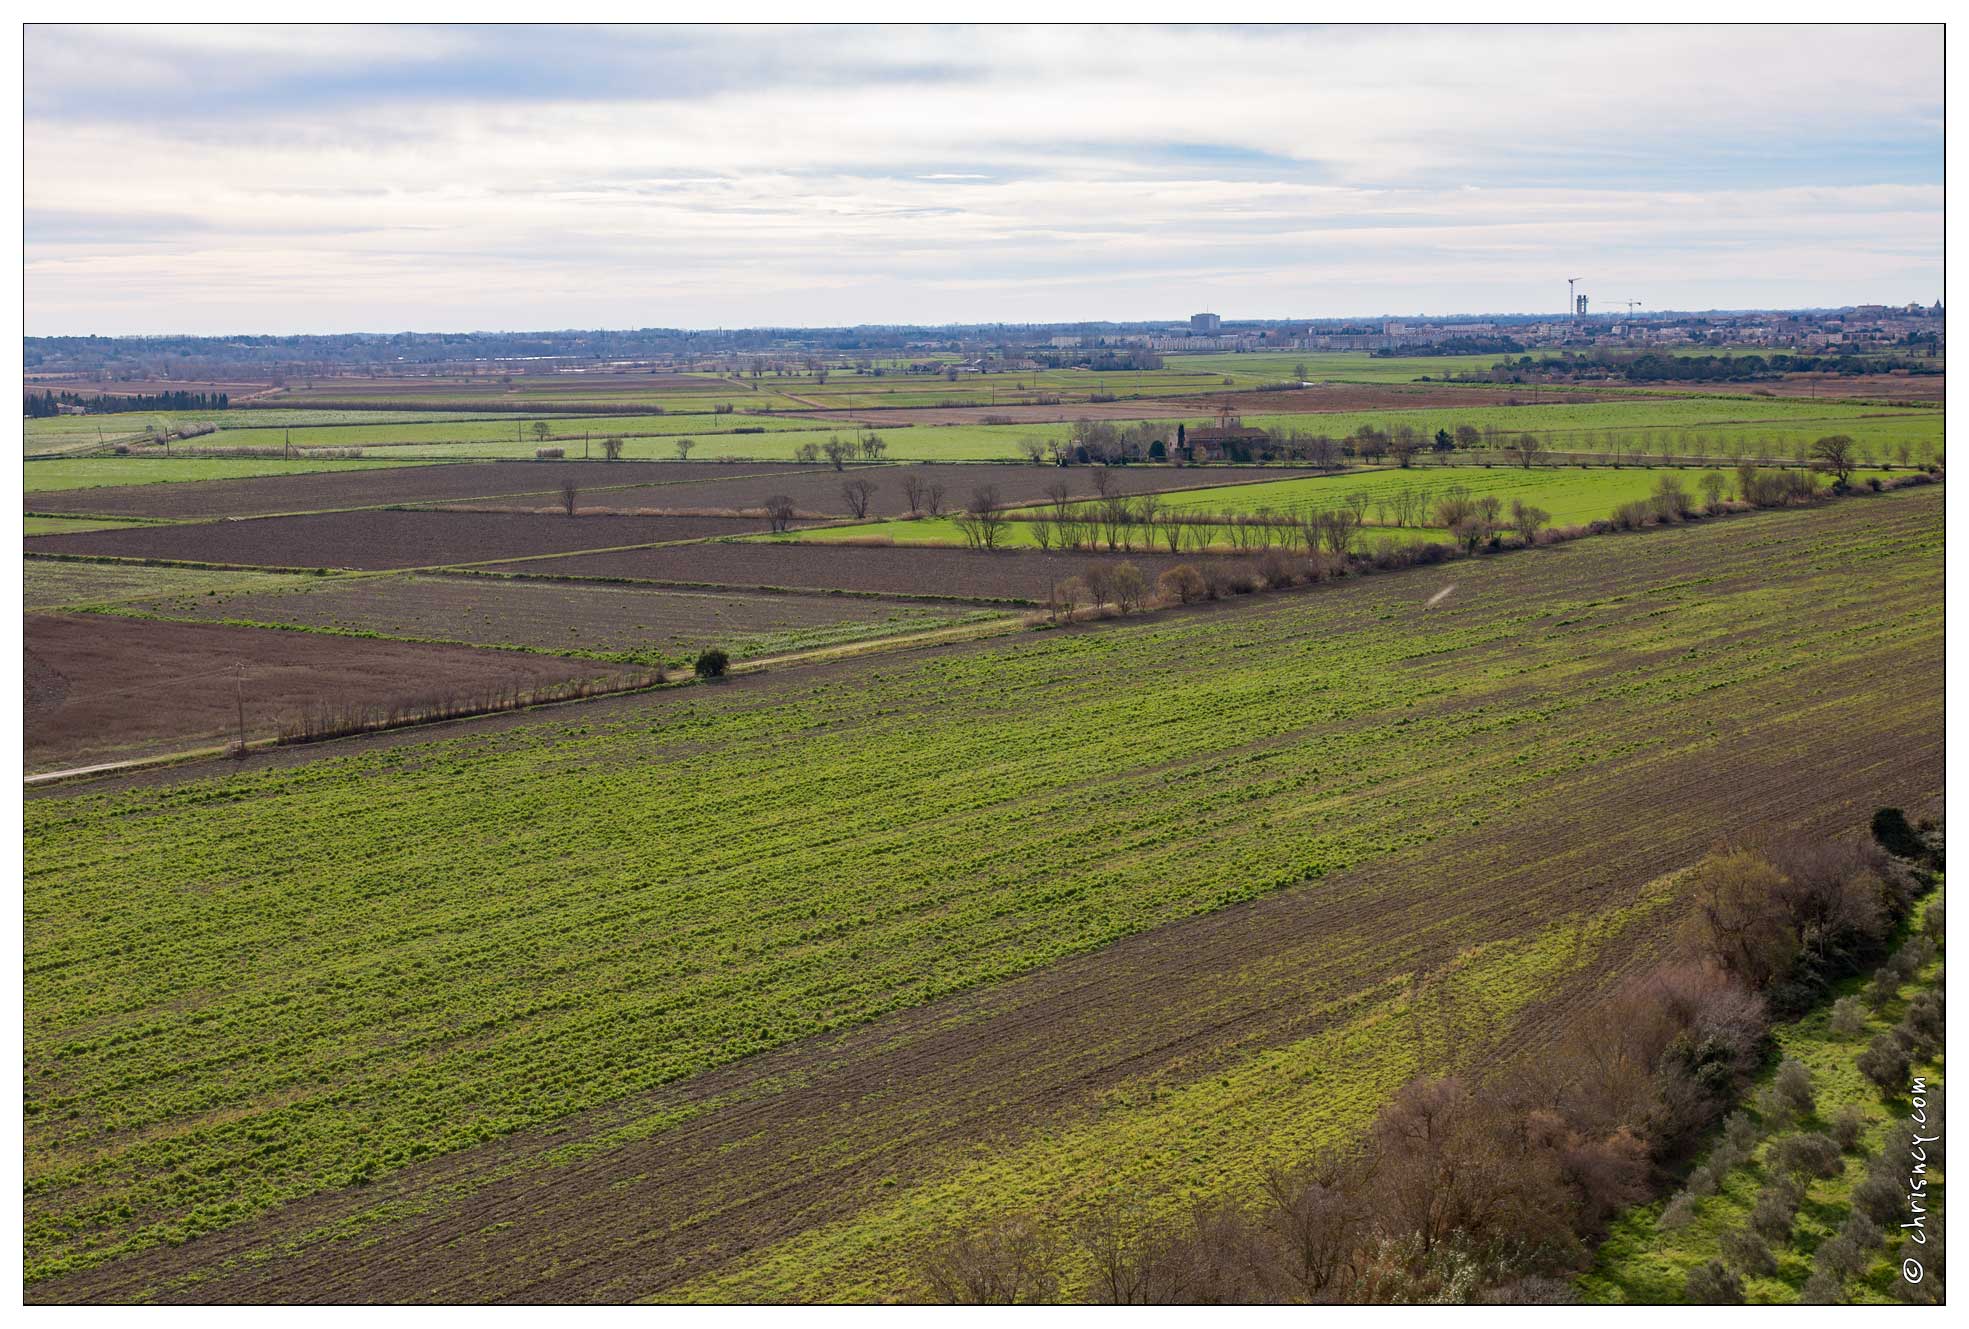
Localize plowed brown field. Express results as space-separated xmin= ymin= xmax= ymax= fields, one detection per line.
xmin=26 ymin=509 xmax=771 ymax=570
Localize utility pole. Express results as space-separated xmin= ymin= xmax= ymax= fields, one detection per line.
xmin=234 ymin=665 xmax=247 ymax=756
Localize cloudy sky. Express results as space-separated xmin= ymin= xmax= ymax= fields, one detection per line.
xmin=24 ymin=23 xmax=1944 ymax=335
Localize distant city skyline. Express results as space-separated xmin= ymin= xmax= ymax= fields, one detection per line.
xmin=24 ymin=23 xmax=1944 ymax=337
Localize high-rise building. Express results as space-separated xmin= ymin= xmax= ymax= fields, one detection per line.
xmin=1190 ymin=312 xmax=1222 ymax=334
xmin=1575 ymin=294 xmax=1590 ymax=318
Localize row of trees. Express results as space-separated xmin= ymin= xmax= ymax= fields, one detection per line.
xmin=920 ymin=816 xmax=1940 ymax=1303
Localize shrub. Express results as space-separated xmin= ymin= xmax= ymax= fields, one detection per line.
xmin=1657 ymin=1192 xmax=1698 ymax=1230
xmin=1685 ymin=1259 xmax=1745 ymax=1304
xmin=1898 ymin=990 xmax=1944 ymax=1059
xmin=1830 ymin=1106 xmax=1867 ymax=1153
xmin=694 ymin=648 xmax=731 ymax=679
xmin=920 ymin=1214 xmax=1063 ymax=1304
xmin=1815 ymin=1233 xmax=1869 ymax=1281
xmin=1683 ymin=1164 xmax=1719 ymax=1198
xmin=1720 ymin=1228 xmax=1777 ymax=1277
xmin=1748 ymin=1186 xmax=1798 ymax=1242
xmin=1828 ymin=996 xmax=1867 ymax=1039
xmin=1870 ymin=806 xmax=1928 ymax=862
xmin=1254 ymin=548 xmax=1298 ymax=589
xmin=1858 ymin=1032 xmax=1912 ymax=1094
xmin=1721 ymin=1110 xmax=1762 ymax=1158
xmin=1156 ymin=564 xmax=1208 ymax=605
xmin=1773 ymin=1059 xmax=1816 ymax=1117
xmin=1770 ymin=1132 xmax=1843 ymax=1180
xmin=1798 ymin=1268 xmax=1845 ymax=1303
xmin=1850 ymin=1170 xmax=1905 ymax=1228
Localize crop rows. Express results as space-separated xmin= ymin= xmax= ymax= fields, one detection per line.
xmin=23 ymin=488 xmax=1942 ymax=1292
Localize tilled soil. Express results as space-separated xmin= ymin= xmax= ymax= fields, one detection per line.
xmin=25 ymin=509 xmax=771 ymax=570
xmin=25 ymin=461 xmax=821 ymax=520
xmin=23 ymin=613 xmax=646 ymax=772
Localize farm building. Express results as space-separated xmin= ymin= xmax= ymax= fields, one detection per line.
xmin=1181 ymin=411 xmax=1270 ymax=462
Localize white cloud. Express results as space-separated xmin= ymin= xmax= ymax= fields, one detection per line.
xmin=22 ymin=23 xmax=1943 ymax=332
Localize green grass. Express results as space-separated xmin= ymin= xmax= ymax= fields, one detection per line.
xmin=22 ymin=489 xmax=1942 ymax=1290
xmin=22 ymin=458 xmax=427 ymax=492
xmin=771 ymin=466 xmax=1894 ymax=549
xmin=23 ymin=516 xmax=166 ymax=536
xmin=1580 ymin=897 xmax=1945 ymax=1305
xmin=24 ymin=561 xmax=321 ymax=611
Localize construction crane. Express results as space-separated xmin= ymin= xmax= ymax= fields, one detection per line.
xmin=1618 ymin=300 xmax=1642 ymax=318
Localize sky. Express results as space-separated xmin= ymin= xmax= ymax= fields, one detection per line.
xmin=23 ymin=23 xmax=1945 ymax=336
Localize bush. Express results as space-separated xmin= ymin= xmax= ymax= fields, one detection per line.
xmin=1773 ymin=1059 xmax=1816 ymax=1117
xmin=1828 ymin=996 xmax=1867 ymax=1039
xmin=1850 ymin=1170 xmax=1905 ymax=1228
xmin=1156 ymin=564 xmax=1207 ymax=605
xmin=1798 ymin=1268 xmax=1845 ymax=1303
xmin=1683 ymin=1164 xmax=1719 ymax=1199
xmin=1657 ymin=1192 xmax=1699 ymax=1230
xmin=1770 ymin=1132 xmax=1843 ymax=1180
xmin=1685 ymin=1259 xmax=1746 ymax=1304
xmin=694 ymin=647 xmax=731 ymax=679
xmin=1722 ymin=1109 xmax=1763 ymax=1157
xmin=1720 ymin=1228 xmax=1777 ymax=1277
xmin=1830 ymin=1106 xmax=1867 ymax=1153
xmin=1870 ymin=806 xmax=1929 ymax=862
xmin=1749 ymin=1186 xmax=1798 ymax=1242
xmin=1815 ymin=1233 xmax=1869 ymax=1280
xmin=1858 ymin=1032 xmax=1912 ymax=1094
xmin=1898 ymin=990 xmax=1944 ymax=1059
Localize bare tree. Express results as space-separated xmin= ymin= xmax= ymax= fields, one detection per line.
xmin=675 ymin=437 xmax=695 ymax=461
xmin=841 ymin=477 xmax=878 ymax=518
xmin=953 ymin=485 xmax=1010 ymax=550
xmin=1509 ymin=500 xmax=1551 ymax=543
xmin=561 ymin=479 xmax=578 ymax=517
xmin=1017 ymin=437 xmax=1046 ymax=466
xmin=902 ymin=473 xmax=926 ymax=516
xmin=1810 ymin=434 xmax=1859 ymax=487
xmin=762 ymin=494 xmax=797 ymax=533
xmin=822 ymin=435 xmax=854 ymax=470
xmin=1509 ymin=433 xmax=1547 ymax=469
xmin=920 ymin=1215 xmax=1062 ymax=1305
xmin=602 ymin=435 xmax=626 ymax=461
xmin=924 ymin=481 xmax=948 ymax=518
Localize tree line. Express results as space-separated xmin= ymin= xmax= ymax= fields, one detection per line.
xmin=25 ymin=388 xmax=231 ymax=417
xmin=918 ymin=814 xmax=1942 ymax=1304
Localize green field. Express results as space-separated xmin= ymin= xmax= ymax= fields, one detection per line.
xmin=23 ymin=457 xmax=427 ymax=492
xmin=23 ymin=515 xmax=168 ymax=535
xmin=22 ymin=488 xmax=1943 ymax=1297
xmin=1581 ymin=904 xmax=1945 ymax=1304
xmin=774 ymin=466 xmax=1894 ymax=550
xmin=24 ymin=561 xmax=321 ymax=610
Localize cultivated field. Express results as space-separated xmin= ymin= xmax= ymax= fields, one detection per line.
xmin=23 ymin=487 xmax=1943 ymax=1301
xmin=481 ymin=542 xmax=1202 ymax=602
xmin=24 ymin=612 xmax=649 ymax=771
xmin=25 ymin=510 xmax=774 ymax=570
xmin=101 ymin=573 xmax=1006 ymax=665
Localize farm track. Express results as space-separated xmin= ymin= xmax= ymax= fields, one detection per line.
xmin=26 ymin=490 xmax=1944 ymax=1304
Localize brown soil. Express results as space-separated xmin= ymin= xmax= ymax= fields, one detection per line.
xmin=22 ymin=613 xmax=645 ymax=773
xmin=25 ymin=509 xmax=771 ymax=570
xmin=424 ymin=464 xmax=1330 ymax=520
xmin=481 ymin=541 xmax=1208 ymax=602
xmin=26 ymin=461 xmax=823 ymax=520
xmin=112 ymin=575 xmax=990 ymax=662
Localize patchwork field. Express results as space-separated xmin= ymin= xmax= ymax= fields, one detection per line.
xmin=23 ymin=487 xmax=1943 ymax=1301
xmin=24 ymin=612 xmax=648 ymax=772
xmin=24 ymin=461 xmax=817 ymax=520
xmin=25 ymin=510 xmax=773 ymax=570
xmin=101 ymin=573 xmax=1007 ymax=665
